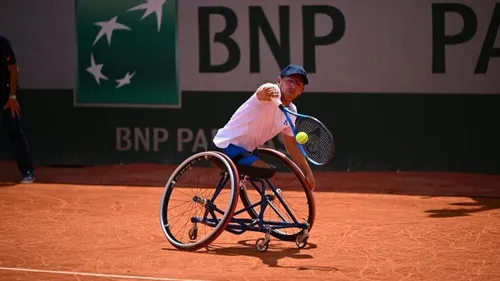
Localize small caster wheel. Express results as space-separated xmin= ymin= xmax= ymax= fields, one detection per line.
xmin=295 ymin=233 xmax=308 ymax=249
xmin=255 ymin=238 xmax=269 ymax=252
xmin=188 ymin=227 xmax=198 ymax=241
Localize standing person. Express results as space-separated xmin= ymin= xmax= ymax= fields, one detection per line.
xmin=0 ymin=32 xmax=35 ymax=183
xmin=212 ymin=64 xmax=315 ymax=190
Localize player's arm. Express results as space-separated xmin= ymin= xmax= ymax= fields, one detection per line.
xmin=7 ymin=64 xmax=18 ymax=97
xmin=282 ymin=133 xmax=316 ymax=190
xmin=1 ymin=37 xmax=21 ymax=117
xmin=1 ymin=38 xmax=19 ymax=97
xmin=255 ymin=83 xmax=279 ymax=101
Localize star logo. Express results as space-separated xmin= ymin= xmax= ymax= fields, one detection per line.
xmin=116 ymin=71 xmax=136 ymax=88
xmin=76 ymin=0 xmax=180 ymax=108
xmin=93 ymin=16 xmax=131 ymax=46
xmin=84 ymin=1 xmax=168 ymax=89
xmin=86 ymin=53 xmax=108 ymax=84
xmin=128 ymin=0 xmax=166 ymax=33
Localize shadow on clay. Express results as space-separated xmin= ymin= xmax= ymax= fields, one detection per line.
xmin=163 ymin=239 xmax=339 ymax=271
xmin=423 ymin=197 xmax=500 ymax=218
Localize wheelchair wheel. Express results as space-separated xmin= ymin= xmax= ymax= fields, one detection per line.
xmin=160 ymin=151 xmax=240 ymax=251
xmin=239 ymin=147 xmax=316 ymax=242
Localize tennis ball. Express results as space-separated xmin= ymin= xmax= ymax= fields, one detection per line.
xmin=296 ymin=132 xmax=308 ymax=144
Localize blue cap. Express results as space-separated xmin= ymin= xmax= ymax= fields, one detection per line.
xmin=280 ymin=64 xmax=308 ymax=85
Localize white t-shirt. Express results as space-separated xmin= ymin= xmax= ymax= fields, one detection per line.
xmin=213 ymin=83 xmax=297 ymax=152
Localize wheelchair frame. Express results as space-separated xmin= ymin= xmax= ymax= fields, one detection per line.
xmin=159 ymin=148 xmax=315 ymax=252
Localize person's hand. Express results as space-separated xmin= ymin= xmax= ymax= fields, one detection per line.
xmin=3 ymin=98 xmax=20 ymax=118
xmin=262 ymin=84 xmax=279 ymax=101
xmin=305 ymin=173 xmax=316 ymax=191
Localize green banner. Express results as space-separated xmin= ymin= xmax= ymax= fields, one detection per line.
xmin=75 ymin=0 xmax=180 ymax=108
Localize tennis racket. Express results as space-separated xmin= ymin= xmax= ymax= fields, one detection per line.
xmin=271 ymin=97 xmax=334 ymax=166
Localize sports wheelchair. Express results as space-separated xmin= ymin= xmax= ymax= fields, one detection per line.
xmin=159 ymin=147 xmax=315 ymax=252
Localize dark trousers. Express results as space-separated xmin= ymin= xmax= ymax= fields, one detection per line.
xmin=0 ymin=95 xmax=34 ymax=176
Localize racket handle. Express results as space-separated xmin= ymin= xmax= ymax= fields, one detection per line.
xmin=271 ymin=84 xmax=284 ymax=107
xmin=271 ymin=97 xmax=282 ymax=107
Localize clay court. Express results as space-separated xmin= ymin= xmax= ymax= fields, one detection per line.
xmin=0 ymin=161 xmax=499 ymax=281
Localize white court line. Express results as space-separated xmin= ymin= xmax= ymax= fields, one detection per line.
xmin=0 ymin=267 xmax=210 ymax=281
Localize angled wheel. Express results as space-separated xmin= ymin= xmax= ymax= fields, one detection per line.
xmin=239 ymin=147 xmax=316 ymax=242
xmin=160 ymin=151 xmax=239 ymax=251
xmin=255 ymin=238 xmax=270 ymax=252
xmin=295 ymin=230 xmax=309 ymax=248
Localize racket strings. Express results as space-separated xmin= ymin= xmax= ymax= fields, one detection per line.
xmin=295 ymin=117 xmax=334 ymax=164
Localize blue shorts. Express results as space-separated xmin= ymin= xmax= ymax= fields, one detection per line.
xmin=222 ymin=144 xmax=259 ymax=166
xmin=212 ymin=143 xmax=276 ymax=179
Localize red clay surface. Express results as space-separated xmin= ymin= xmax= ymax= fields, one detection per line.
xmin=0 ymin=161 xmax=499 ymax=281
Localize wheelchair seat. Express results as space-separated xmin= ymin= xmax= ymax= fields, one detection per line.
xmin=236 ymin=163 xmax=276 ymax=179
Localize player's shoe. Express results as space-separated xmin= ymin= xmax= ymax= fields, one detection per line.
xmin=20 ymin=171 xmax=35 ymax=184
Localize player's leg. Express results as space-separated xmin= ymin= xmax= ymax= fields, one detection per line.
xmin=221 ymin=144 xmax=276 ymax=179
xmin=2 ymin=109 xmax=35 ymax=183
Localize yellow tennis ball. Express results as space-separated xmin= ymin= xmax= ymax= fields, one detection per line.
xmin=296 ymin=132 xmax=308 ymax=144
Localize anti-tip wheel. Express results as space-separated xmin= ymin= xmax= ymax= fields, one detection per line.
xmin=295 ymin=234 xmax=308 ymax=249
xmin=188 ymin=227 xmax=198 ymax=241
xmin=255 ymin=238 xmax=269 ymax=252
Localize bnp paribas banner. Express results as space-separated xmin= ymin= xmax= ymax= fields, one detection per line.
xmin=75 ymin=0 xmax=180 ymax=108
xmin=72 ymin=0 xmax=498 ymax=108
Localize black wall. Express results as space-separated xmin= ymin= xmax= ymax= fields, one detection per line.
xmin=0 ymin=90 xmax=498 ymax=174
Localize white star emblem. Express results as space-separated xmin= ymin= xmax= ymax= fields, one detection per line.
xmin=116 ymin=71 xmax=136 ymax=88
xmin=128 ymin=0 xmax=166 ymax=33
xmin=86 ymin=53 xmax=108 ymax=84
xmin=93 ymin=16 xmax=131 ymax=46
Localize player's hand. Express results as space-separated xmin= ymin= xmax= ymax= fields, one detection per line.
xmin=3 ymin=98 xmax=20 ymax=118
xmin=265 ymin=85 xmax=279 ymax=100
xmin=305 ymin=173 xmax=316 ymax=191
xmin=257 ymin=83 xmax=279 ymax=101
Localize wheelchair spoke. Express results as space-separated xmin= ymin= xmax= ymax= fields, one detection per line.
xmin=160 ymin=151 xmax=239 ymax=251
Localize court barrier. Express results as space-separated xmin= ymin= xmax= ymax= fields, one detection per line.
xmin=0 ymin=90 xmax=498 ymax=175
